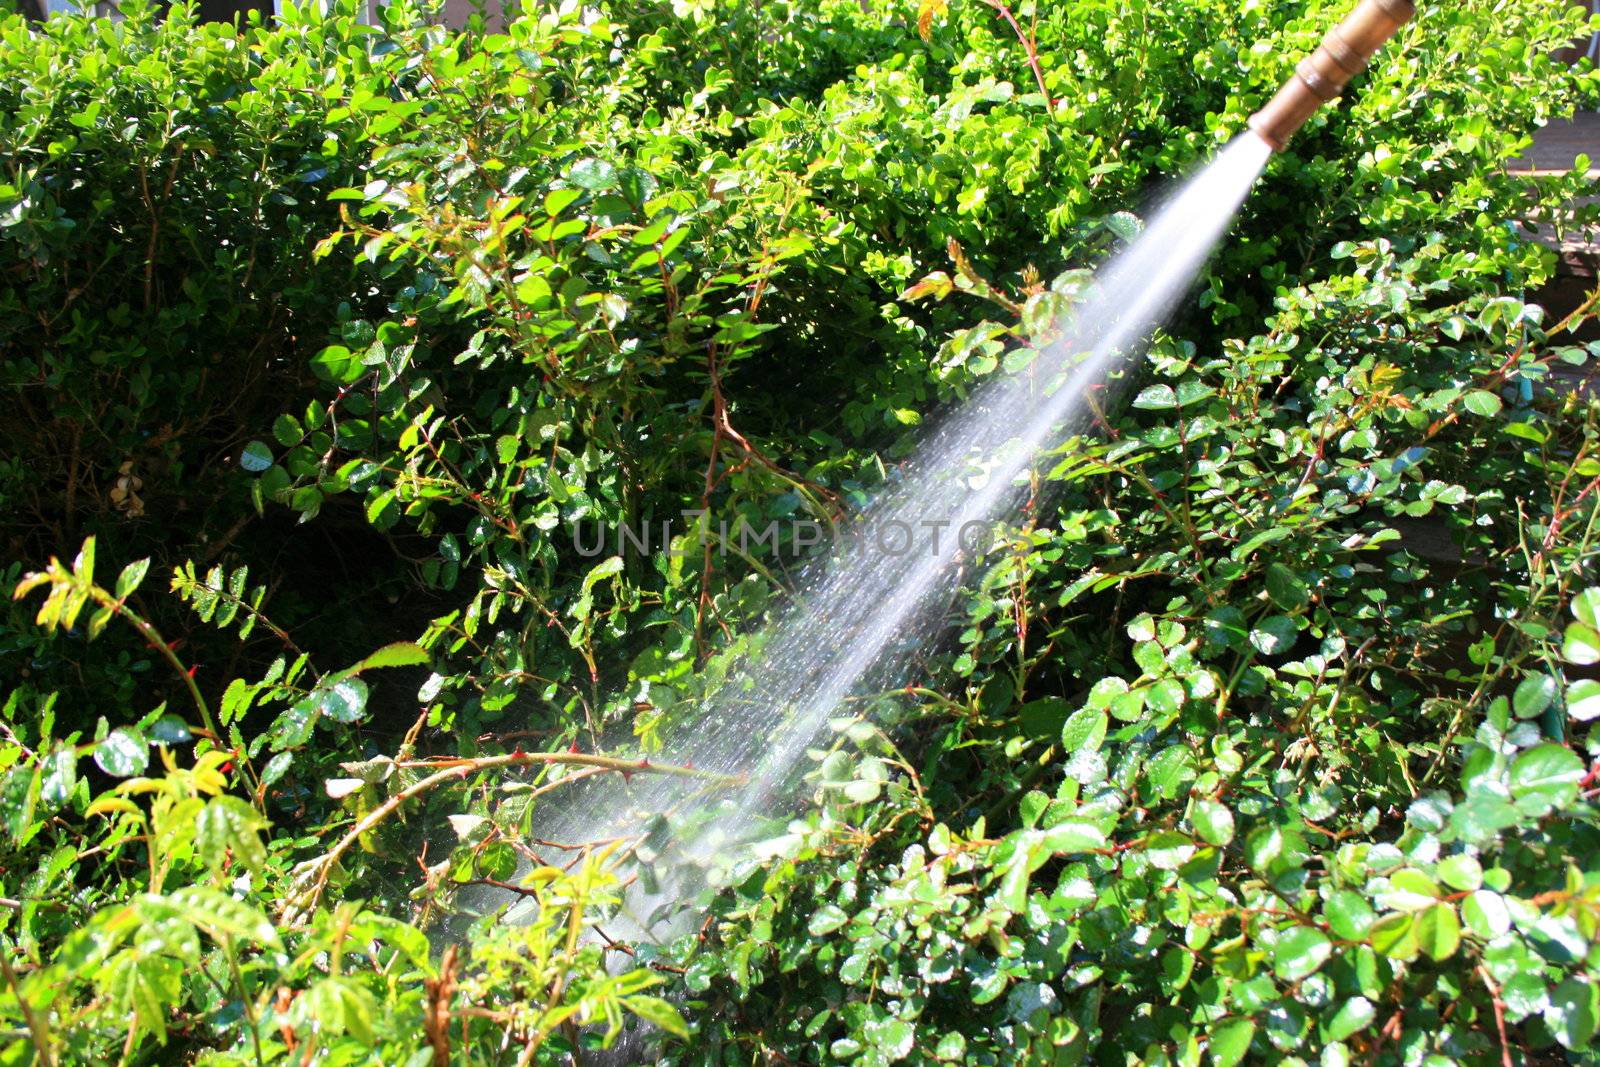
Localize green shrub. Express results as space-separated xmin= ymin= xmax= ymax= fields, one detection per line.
xmin=2 ymin=0 xmax=1600 ymax=1063
xmin=0 ymin=0 xmax=378 ymax=729
xmin=0 ymin=0 xmax=365 ymax=548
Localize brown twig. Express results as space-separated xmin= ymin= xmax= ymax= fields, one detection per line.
xmin=424 ymin=945 xmax=458 ymax=1067
xmin=1477 ymin=965 xmax=1514 ymax=1067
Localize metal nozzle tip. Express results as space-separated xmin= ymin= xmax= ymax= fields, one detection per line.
xmin=1245 ymin=0 xmax=1416 ymax=152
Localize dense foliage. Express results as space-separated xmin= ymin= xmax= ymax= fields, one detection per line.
xmin=3 ymin=0 xmax=1600 ymax=1062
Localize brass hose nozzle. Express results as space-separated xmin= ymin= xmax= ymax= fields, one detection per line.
xmin=1247 ymin=0 xmax=1416 ymax=152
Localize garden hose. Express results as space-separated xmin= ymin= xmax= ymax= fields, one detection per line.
xmin=1248 ymin=0 xmax=1416 ymax=151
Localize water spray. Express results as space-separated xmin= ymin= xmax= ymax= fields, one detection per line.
xmin=1248 ymin=0 xmax=1416 ymax=151
xmin=494 ymin=0 xmax=1422 ymax=975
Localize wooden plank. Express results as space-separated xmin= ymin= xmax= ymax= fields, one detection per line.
xmin=1516 ymin=198 xmax=1600 ymax=269
xmin=1509 ymin=113 xmax=1600 ymax=176
xmin=1511 ymin=114 xmax=1600 ymax=274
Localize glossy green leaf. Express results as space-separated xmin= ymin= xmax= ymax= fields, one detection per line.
xmin=95 ymin=728 xmax=148 ymax=778
xmin=239 ymin=440 xmax=274 ymax=473
xmin=1272 ymin=926 xmax=1332 ymax=982
xmin=1190 ymin=799 xmax=1234 ymax=846
xmin=1207 ymin=1018 xmax=1255 ymax=1067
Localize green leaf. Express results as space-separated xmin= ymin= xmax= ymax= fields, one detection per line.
xmin=865 ymin=1017 xmax=915 ymax=1061
xmin=1145 ymin=745 xmax=1195 ymax=798
xmin=1323 ymin=891 xmax=1375 ymax=940
xmin=545 ymin=187 xmax=583 ymax=216
xmin=568 ymin=157 xmax=618 ymax=191
xmin=476 ymin=842 xmax=517 ymax=881
xmin=1513 ymin=674 xmax=1558 ymax=719
xmin=95 ymin=727 xmax=148 ymax=778
xmin=1325 ymin=996 xmax=1376 ymax=1041
xmin=239 ymin=440 xmax=274 ymax=473
xmin=98 ymin=949 xmax=181 ymax=1046
xmin=155 ymin=887 xmax=281 ymax=948
xmin=1508 ymin=743 xmax=1585 ymax=814
xmin=114 ymin=558 xmax=150 ymax=599
xmin=1563 ymin=621 xmax=1600 ymax=666
xmin=1143 ymin=830 xmax=1195 ymax=870
xmin=1570 ymin=679 xmax=1600 ymax=722
xmin=1243 ymin=825 xmax=1284 ymax=870
xmin=1018 ymin=698 xmax=1069 ymax=741
xmin=1502 ymin=972 xmax=1547 ymax=1022
xmin=39 ymin=747 xmax=76 ymax=807
xmin=1207 ymin=1018 xmax=1255 ymax=1067
xmin=1132 ymin=385 xmax=1177 ymax=410
xmin=1368 ymin=912 xmax=1419 ymax=960
xmin=842 ymin=778 xmax=881 ymax=804
xmin=310 ymin=344 xmax=363 ymax=384
xmin=1190 ymin=799 xmax=1235 ymax=845
xmin=315 ymin=677 xmax=370 ymax=724
xmin=1459 ymin=889 xmax=1504 ymax=940
xmin=1450 ymin=792 xmax=1520 ymax=843
xmin=1265 ymin=563 xmax=1309 ymax=611
xmin=818 ymin=751 xmax=852 ymax=785
xmin=1146 ymin=678 xmax=1187 ymax=715
xmin=301 ymin=975 xmax=376 ymax=1042
xmin=3 ymin=766 xmax=38 ymax=842
xmin=149 ymin=714 xmax=191 ymax=744
xmin=196 ymin=795 xmax=269 ymax=873
xmin=1463 ymin=890 xmax=1511 ymax=939
xmin=581 ymin=555 xmax=625 ymax=594
xmin=260 ymin=751 xmax=293 ymax=788
xmin=1462 ymin=389 xmax=1503 ymax=416
xmin=271 ymin=413 xmax=302 ymax=446
xmin=365 ymin=489 xmax=398 ymax=529
xmin=625 ymin=995 xmax=690 ymax=1040
xmin=1038 ymin=820 xmax=1107 ymax=855
xmin=1272 ymin=926 xmax=1332 ymax=982
xmin=352 ymin=642 xmax=429 ymax=672
xmin=1436 ymin=854 xmax=1483 ymax=892
xmin=1203 ymin=607 xmax=1248 ymax=649
xmin=808 ymin=905 xmax=849 ymax=936
xmin=1414 ymin=903 xmax=1460 ymax=961
xmin=1060 ymin=705 xmax=1107 ymax=752
xmin=1248 ymin=615 xmax=1296 ymax=656
xmin=1572 ymin=588 xmax=1600 ymax=630
xmin=1546 ymin=977 xmax=1600 ymax=1050
xmin=1384 ymin=868 xmax=1441 ymax=911
xmin=1104 ymin=211 xmax=1141 ymax=241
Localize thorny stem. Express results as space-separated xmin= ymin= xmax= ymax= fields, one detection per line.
xmin=1477 ymin=965 xmax=1515 ymax=1067
xmin=178 ymin=568 xmax=316 ymax=683
xmin=102 ymin=587 xmax=220 ymax=742
xmin=980 ymin=0 xmax=1054 ymax=116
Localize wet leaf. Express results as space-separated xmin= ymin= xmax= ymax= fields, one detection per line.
xmin=95 ymin=728 xmax=148 ymax=778
xmin=1272 ymin=926 xmax=1331 ymax=982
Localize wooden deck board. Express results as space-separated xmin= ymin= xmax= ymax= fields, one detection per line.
xmin=1510 ymin=112 xmax=1600 ymax=176
xmin=1510 ymin=114 xmax=1600 ymax=268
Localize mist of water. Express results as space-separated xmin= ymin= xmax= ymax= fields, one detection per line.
xmin=501 ymin=132 xmax=1273 ymax=934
